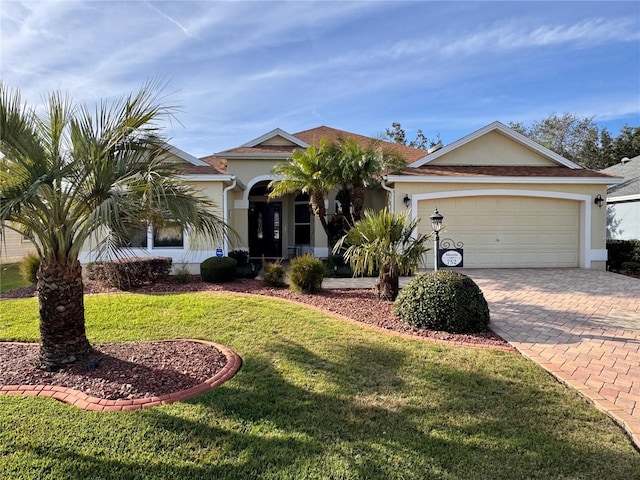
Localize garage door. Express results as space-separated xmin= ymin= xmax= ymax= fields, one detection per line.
xmin=418 ymin=195 xmax=580 ymax=268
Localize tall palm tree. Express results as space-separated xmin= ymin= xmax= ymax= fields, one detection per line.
xmin=334 ymin=208 xmax=430 ymax=301
xmin=0 ymin=81 xmax=228 ymax=370
xmin=269 ymin=140 xmax=337 ymax=248
xmin=331 ymin=138 xmax=405 ymax=222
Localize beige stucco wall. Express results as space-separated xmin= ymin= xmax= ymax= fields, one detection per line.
xmin=429 ymin=131 xmax=558 ymax=167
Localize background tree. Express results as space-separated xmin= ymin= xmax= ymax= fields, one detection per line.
xmin=510 ymin=114 xmax=640 ymax=169
xmin=333 ymin=208 xmax=430 ymax=301
xmin=269 ymin=140 xmax=336 ymax=248
xmin=384 ymin=122 xmax=441 ymax=150
xmin=0 ymin=81 xmax=228 ymax=371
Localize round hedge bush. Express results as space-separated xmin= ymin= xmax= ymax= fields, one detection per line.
xmin=393 ymin=271 xmax=490 ymax=333
xmin=200 ymin=256 xmax=237 ymax=283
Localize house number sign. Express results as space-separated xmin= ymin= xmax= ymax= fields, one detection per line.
xmin=437 ymin=238 xmax=464 ymax=268
xmin=440 ymin=250 xmax=463 ymax=267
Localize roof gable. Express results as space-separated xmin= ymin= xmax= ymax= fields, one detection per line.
xmin=242 ymin=128 xmax=309 ymax=148
xmin=408 ymin=121 xmax=581 ymax=170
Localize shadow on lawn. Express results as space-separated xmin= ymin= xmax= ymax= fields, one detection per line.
xmin=134 ymin=343 xmax=638 ymax=479
xmin=6 ymin=341 xmax=640 ymax=479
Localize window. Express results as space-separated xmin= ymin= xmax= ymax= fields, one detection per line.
xmin=119 ymin=223 xmax=148 ymax=248
xmin=153 ymin=224 xmax=184 ymax=248
xmin=294 ymin=193 xmax=311 ymax=245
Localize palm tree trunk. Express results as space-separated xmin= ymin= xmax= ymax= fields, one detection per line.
xmin=376 ymin=262 xmax=399 ymax=301
xmin=351 ymin=183 xmax=366 ymax=223
xmin=37 ymin=259 xmax=91 ymax=371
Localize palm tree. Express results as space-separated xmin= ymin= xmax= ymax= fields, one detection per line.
xmin=268 ymin=140 xmax=337 ymax=248
xmin=331 ymin=138 xmax=405 ymax=222
xmin=0 ymin=81 xmax=228 ymax=371
xmin=333 ymin=208 xmax=430 ymax=301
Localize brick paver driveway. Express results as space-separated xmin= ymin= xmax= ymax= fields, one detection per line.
xmin=462 ymin=269 xmax=640 ymax=448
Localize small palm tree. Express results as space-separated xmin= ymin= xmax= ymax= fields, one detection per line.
xmin=269 ymin=140 xmax=336 ymax=248
xmin=334 ymin=208 xmax=430 ymax=301
xmin=331 ymin=138 xmax=405 ymax=222
xmin=0 ymin=81 xmax=228 ymax=370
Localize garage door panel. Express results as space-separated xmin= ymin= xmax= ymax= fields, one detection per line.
xmin=419 ymin=195 xmax=579 ymax=268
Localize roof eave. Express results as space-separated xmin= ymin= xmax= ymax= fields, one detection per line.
xmin=383 ymin=174 xmax=622 ymax=185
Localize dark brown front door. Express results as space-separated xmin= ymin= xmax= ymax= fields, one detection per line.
xmin=249 ymin=202 xmax=282 ymax=258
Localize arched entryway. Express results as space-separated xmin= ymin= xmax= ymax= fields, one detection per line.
xmin=248 ymin=181 xmax=282 ymax=258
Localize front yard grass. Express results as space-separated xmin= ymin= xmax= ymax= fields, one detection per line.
xmin=0 ymin=263 xmax=29 ymax=293
xmin=1 ymin=292 xmax=639 ymax=479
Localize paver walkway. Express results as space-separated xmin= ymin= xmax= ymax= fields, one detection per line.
xmin=324 ymin=269 xmax=640 ymax=448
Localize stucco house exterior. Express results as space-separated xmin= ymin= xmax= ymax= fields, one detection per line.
xmin=602 ymin=155 xmax=640 ymax=240
xmin=73 ymin=121 xmax=617 ymax=272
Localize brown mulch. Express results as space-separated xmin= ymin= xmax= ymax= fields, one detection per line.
xmin=0 ymin=276 xmax=510 ymax=401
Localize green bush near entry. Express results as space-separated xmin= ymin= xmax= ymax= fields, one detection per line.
xmin=200 ymin=257 xmax=237 ymax=283
xmin=289 ymin=254 xmax=325 ymax=294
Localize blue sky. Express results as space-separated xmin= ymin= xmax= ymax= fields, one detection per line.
xmin=1 ymin=1 xmax=638 ymax=157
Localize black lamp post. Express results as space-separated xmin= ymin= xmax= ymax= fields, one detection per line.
xmin=430 ymin=208 xmax=444 ymax=271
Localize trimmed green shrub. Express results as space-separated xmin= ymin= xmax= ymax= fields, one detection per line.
xmin=393 ymin=271 xmax=490 ymax=334
xmin=621 ymin=261 xmax=640 ymax=275
xmin=262 ymin=260 xmax=286 ymax=288
xmin=290 ymin=254 xmax=325 ymax=294
xmin=228 ymin=249 xmax=249 ymax=267
xmin=20 ymin=253 xmax=40 ymax=284
xmin=236 ymin=262 xmax=260 ymax=279
xmin=607 ymin=240 xmax=637 ymax=271
xmin=200 ymin=257 xmax=237 ymax=283
xmin=87 ymin=257 xmax=172 ymax=290
xmin=324 ymin=254 xmax=354 ymax=278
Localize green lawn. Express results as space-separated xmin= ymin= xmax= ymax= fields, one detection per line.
xmin=1 ymin=292 xmax=639 ymax=479
xmin=0 ymin=263 xmax=29 ymax=293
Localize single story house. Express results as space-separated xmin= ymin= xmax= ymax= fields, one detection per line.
xmin=69 ymin=121 xmax=616 ymax=271
xmin=602 ymin=155 xmax=640 ymax=240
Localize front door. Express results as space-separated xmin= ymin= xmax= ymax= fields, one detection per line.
xmin=249 ymin=202 xmax=282 ymax=258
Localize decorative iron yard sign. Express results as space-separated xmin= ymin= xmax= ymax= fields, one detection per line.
xmin=437 ymin=238 xmax=464 ymax=268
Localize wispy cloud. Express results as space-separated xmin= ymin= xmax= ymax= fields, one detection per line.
xmin=144 ymin=1 xmax=189 ymax=36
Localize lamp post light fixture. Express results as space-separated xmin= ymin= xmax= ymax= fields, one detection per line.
xmin=403 ymin=194 xmax=411 ymax=208
xmin=430 ymin=208 xmax=444 ymax=271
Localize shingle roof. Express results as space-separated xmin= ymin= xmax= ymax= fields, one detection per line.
xmin=182 ymin=155 xmax=228 ymax=174
xmin=293 ymin=126 xmax=428 ymax=164
xmin=602 ymin=155 xmax=640 ymax=197
xmin=207 ymin=126 xmax=429 ymax=167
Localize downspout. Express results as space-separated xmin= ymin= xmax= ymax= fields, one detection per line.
xmin=381 ymin=177 xmax=395 ymax=213
xmin=222 ymin=177 xmax=237 ymax=255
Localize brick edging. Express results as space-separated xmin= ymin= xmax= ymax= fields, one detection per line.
xmin=0 ymin=339 xmax=242 ymax=412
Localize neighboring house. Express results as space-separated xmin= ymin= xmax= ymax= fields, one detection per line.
xmin=602 ymin=155 xmax=640 ymax=240
xmin=74 ymin=121 xmax=617 ymax=271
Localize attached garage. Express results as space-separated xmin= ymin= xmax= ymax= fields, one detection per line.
xmin=417 ymin=194 xmax=580 ymax=268
xmin=384 ymin=121 xmax=620 ymax=271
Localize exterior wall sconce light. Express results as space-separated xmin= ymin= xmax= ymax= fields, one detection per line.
xmin=594 ymin=194 xmax=604 ymax=208
xmin=430 ymin=208 xmax=444 ymax=271
xmin=403 ymin=194 xmax=411 ymax=208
